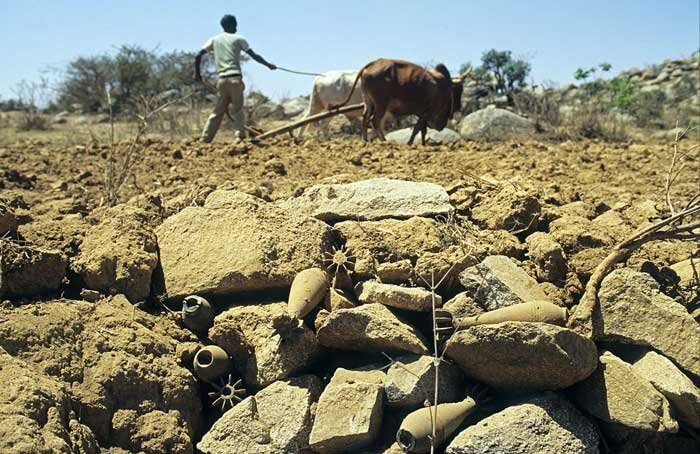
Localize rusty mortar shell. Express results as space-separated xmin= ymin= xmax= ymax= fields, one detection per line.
xmin=181 ymin=295 xmax=214 ymax=333
xmin=288 ymin=267 xmax=328 ymax=319
xmin=193 ymin=345 xmax=231 ymax=383
xmin=397 ymin=397 xmax=477 ymax=453
xmin=454 ymin=300 xmax=567 ymax=330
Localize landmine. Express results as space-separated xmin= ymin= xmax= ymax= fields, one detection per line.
xmin=397 ymin=396 xmax=478 ymax=453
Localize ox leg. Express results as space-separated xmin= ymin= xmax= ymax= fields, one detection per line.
xmin=408 ymin=119 xmax=424 ymax=145
xmin=372 ymin=108 xmax=387 ymax=141
xmin=361 ymin=104 xmax=374 ymax=142
xmin=420 ymin=122 xmax=428 ymax=146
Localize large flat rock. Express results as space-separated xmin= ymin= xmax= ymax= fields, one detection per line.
xmin=280 ymin=178 xmax=452 ymax=222
xmin=632 ymin=350 xmax=700 ymax=429
xmin=594 ymin=268 xmax=700 ymax=379
xmin=309 ymin=368 xmax=384 ymax=453
xmin=445 ymin=322 xmax=597 ymax=391
xmin=315 ymin=304 xmax=429 ymax=355
xmin=197 ymin=375 xmax=322 ymax=454
xmin=156 ymin=190 xmax=332 ymax=299
xmin=446 ymin=392 xmax=599 ymax=454
xmin=573 ymin=350 xmax=678 ymax=433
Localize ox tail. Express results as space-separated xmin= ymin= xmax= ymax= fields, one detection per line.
xmin=329 ymin=61 xmax=372 ymax=110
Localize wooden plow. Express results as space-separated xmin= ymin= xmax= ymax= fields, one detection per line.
xmin=251 ymin=103 xmax=365 ymax=141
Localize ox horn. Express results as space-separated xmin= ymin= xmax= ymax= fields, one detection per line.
xmin=453 ymin=65 xmax=472 ymax=84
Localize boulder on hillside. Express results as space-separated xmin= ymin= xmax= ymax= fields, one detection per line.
xmin=72 ymin=205 xmax=158 ymax=303
xmin=594 ymin=268 xmax=700 ymax=379
xmin=315 ymin=304 xmax=429 ymax=355
xmin=445 ymin=322 xmax=598 ymax=391
xmin=631 ymin=350 xmax=700 ymax=428
xmin=197 ymin=375 xmax=323 ymax=454
xmin=573 ymin=350 xmax=678 ymax=433
xmin=446 ymin=392 xmax=599 ymax=454
xmin=385 ymin=127 xmax=461 ymax=144
xmin=309 ymin=368 xmax=384 ymax=453
xmin=0 ymin=239 xmax=66 ymax=299
xmin=459 ymin=106 xmax=535 ymax=140
xmin=156 ymin=190 xmax=333 ymax=299
xmin=209 ymin=302 xmax=321 ymax=387
xmin=459 ymin=255 xmax=549 ymax=311
xmin=0 ymin=296 xmax=202 ymax=452
xmin=279 ymin=178 xmax=452 ymax=223
xmin=0 ymin=348 xmax=100 ymax=454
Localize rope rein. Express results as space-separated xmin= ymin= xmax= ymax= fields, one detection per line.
xmin=276 ymin=66 xmax=323 ymax=77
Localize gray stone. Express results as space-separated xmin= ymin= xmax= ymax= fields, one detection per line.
xmin=446 ymin=392 xmax=599 ymax=454
xmin=384 ymin=354 xmax=463 ymax=408
xmin=309 ymin=368 xmax=384 ymax=453
xmin=573 ymin=350 xmax=678 ymax=432
xmin=209 ymin=302 xmax=321 ymax=387
xmin=632 ymin=350 xmax=700 ymax=428
xmin=156 ymin=190 xmax=332 ymax=299
xmin=525 ymin=232 xmax=568 ymax=282
xmin=0 ymin=240 xmax=66 ymax=299
xmin=72 ymin=205 xmax=157 ymax=303
xmin=197 ymin=375 xmax=322 ymax=454
xmin=445 ymin=322 xmax=598 ymax=391
xmin=355 ymin=280 xmax=441 ymax=312
xmin=315 ymin=304 xmax=429 ymax=355
xmin=459 ymin=256 xmax=549 ymax=311
xmin=280 ymin=178 xmax=452 ymax=222
xmin=459 ymin=106 xmax=535 ymax=140
xmin=385 ymin=127 xmax=461 ymax=144
xmin=595 ymin=268 xmax=700 ymax=379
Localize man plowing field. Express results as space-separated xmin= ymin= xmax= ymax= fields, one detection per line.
xmin=194 ymin=14 xmax=277 ymax=143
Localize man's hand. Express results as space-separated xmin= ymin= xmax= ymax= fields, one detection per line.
xmin=193 ymin=71 xmax=203 ymax=82
xmin=268 ymin=63 xmax=277 ymax=71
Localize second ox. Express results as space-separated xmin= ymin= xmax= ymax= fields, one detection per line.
xmin=331 ymin=58 xmax=471 ymax=145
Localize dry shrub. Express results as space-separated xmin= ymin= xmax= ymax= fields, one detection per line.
xmin=566 ymin=101 xmax=628 ymax=141
xmin=512 ymin=89 xmax=561 ymax=130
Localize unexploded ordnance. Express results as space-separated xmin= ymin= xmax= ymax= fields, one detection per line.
xmin=181 ymin=295 xmax=214 ymax=333
xmin=288 ymin=267 xmax=328 ymax=319
xmin=397 ymin=397 xmax=477 ymax=453
xmin=454 ymin=300 xmax=567 ymax=330
xmin=193 ymin=345 xmax=231 ymax=383
xmin=208 ymin=374 xmax=246 ymax=411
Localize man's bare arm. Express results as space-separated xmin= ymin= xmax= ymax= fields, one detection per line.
xmin=245 ymin=49 xmax=277 ymax=70
xmin=194 ymin=49 xmax=207 ymax=81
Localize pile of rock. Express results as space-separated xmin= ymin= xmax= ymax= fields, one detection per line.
xmin=2 ymin=177 xmax=698 ymax=453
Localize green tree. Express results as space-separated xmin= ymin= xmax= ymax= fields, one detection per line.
xmin=479 ymin=49 xmax=531 ymax=95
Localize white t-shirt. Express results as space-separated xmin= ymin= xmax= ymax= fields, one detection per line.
xmin=203 ymin=33 xmax=250 ymax=77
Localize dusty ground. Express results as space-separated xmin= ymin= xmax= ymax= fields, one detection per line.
xmin=1 ymin=120 xmax=698 ymax=453
xmin=2 ymin=125 xmax=698 ymax=222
